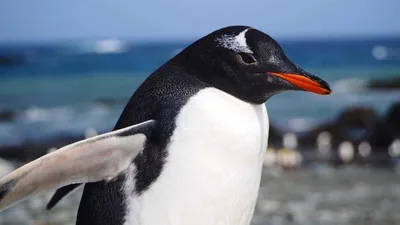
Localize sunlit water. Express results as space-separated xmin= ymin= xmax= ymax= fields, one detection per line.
xmin=1 ymin=37 xmax=400 ymax=146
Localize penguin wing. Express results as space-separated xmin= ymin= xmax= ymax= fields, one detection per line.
xmin=0 ymin=120 xmax=155 ymax=212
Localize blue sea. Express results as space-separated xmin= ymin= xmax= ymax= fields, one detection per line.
xmin=0 ymin=37 xmax=400 ymax=146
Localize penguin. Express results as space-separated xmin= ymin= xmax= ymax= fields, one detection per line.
xmin=0 ymin=26 xmax=331 ymax=225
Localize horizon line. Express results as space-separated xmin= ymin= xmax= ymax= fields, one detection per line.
xmin=1 ymin=33 xmax=400 ymax=46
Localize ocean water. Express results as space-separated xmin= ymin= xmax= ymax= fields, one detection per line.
xmin=0 ymin=37 xmax=400 ymax=146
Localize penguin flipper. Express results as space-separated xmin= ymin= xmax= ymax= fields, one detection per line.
xmin=0 ymin=120 xmax=155 ymax=212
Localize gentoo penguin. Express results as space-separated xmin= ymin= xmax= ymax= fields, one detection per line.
xmin=0 ymin=26 xmax=331 ymax=225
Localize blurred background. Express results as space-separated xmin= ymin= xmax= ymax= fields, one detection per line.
xmin=0 ymin=0 xmax=400 ymax=225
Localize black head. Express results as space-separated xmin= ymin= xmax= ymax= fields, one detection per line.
xmin=171 ymin=25 xmax=332 ymax=104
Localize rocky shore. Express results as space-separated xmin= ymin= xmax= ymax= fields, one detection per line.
xmin=0 ymin=185 xmax=81 ymax=225
xmin=0 ymin=103 xmax=399 ymax=224
xmin=0 ymin=89 xmax=399 ymax=225
xmin=0 ymin=164 xmax=399 ymax=225
xmin=367 ymin=76 xmax=400 ymax=90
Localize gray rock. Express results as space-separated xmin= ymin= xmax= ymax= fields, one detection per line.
xmin=0 ymin=207 xmax=31 ymax=225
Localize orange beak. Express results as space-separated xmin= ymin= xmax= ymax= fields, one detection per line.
xmin=268 ymin=72 xmax=332 ymax=95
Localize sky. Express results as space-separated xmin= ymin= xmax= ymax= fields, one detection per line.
xmin=1 ymin=0 xmax=400 ymax=43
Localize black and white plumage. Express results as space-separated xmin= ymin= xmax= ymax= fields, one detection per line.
xmin=0 ymin=26 xmax=331 ymax=225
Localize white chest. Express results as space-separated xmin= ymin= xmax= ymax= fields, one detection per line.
xmin=124 ymin=88 xmax=269 ymax=225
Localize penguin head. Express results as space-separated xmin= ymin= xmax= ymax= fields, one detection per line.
xmin=173 ymin=26 xmax=332 ymax=104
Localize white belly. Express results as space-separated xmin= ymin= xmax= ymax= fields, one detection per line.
xmin=124 ymin=87 xmax=269 ymax=225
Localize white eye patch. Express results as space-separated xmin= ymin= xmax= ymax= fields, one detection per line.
xmin=216 ymin=28 xmax=253 ymax=54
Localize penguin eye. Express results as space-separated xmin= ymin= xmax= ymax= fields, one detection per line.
xmin=238 ymin=52 xmax=257 ymax=64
